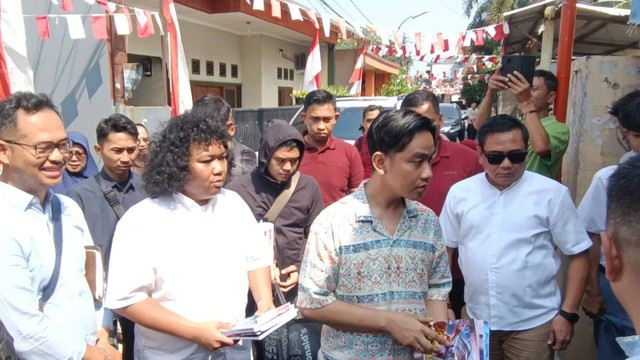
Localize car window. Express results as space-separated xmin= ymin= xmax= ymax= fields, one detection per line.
xmin=290 ymin=105 xmax=393 ymax=142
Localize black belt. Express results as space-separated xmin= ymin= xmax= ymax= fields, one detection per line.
xmin=599 ymin=264 xmax=606 ymax=274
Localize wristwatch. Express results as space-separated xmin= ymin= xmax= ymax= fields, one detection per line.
xmin=558 ymin=310 xmax=580 ymax=324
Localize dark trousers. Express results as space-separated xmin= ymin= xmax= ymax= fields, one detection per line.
xmin=467 ymin=123 xmax=477 ymax=140
xmin=119 ymin=317 xmax=135 ymax=360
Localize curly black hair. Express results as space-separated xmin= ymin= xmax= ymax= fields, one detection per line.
xmin=142 ymin=111 xmax=233 ymax=198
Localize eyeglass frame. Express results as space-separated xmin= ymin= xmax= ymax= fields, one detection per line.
xmin=482 ymin=151 xmax=528 ymax=165
xmin=0 ymin=139 xmax=73 ymax=159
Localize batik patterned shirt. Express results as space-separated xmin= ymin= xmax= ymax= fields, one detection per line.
xmin=297 ymin=185 xmax=451 ymax=360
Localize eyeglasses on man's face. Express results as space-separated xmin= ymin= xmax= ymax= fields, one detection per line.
xmin=1 ymin=139 xmax=73 ymax=159
xmin=483 ymin=151 xmax=527 ymax=165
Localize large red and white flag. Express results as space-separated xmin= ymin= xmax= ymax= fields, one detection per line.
xmin=303 ymin=29 xmax=321 ymax=92
xmin=163 ymin=0 xmax=192 ymax=116
xmin=349 ymin=42 xmax=366 ymax=97
xmin=0 ymin=0 xmax=34 ymax=99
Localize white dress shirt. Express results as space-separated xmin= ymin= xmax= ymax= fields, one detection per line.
xmin=440 ymin=171 xmax=592 ymax=331
xmin=105 ymin=189 xmax=272 ymax=360
xmin=0 ymin=182 xmax=97 ymax=359
xmin=577 ymin=165 xmax=617 ymax=268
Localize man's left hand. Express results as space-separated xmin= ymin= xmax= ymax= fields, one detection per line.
xmin=277 ymin=265 xmax=299 ymax=293
xmin=505 ymin=71 xmax=533 ymax=105
xmin=548 ymin=314 xmax=574 ymax=351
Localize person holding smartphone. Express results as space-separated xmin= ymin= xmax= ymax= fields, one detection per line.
xmin=474 ymin=68 xmax=569 ymax=179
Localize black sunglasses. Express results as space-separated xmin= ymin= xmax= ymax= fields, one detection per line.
xmin=483 ymin=151 xmax=527 ymax=165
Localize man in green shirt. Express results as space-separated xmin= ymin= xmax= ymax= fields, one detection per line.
xmin=474 ymin=69 xmax=569 ymax=178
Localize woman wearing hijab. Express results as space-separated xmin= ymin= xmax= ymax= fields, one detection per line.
xmin=131 ymin=123 xmax=150 ymax=174
xmin=52 ymin=131 xmax=99 ymax=194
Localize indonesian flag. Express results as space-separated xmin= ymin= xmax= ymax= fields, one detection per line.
xmin=0 ymin=0 xmax=34 ymax=99
xmin=163 ymin=0 xmax=192 ymax=116
xmin=303 ymin=29 xmax=321 ymax=91
xmin=349 ymin=42 xmax=366 ymax=97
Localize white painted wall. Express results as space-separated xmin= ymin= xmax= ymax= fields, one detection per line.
xmin=128 ymin=19 xmax=317 ymax=108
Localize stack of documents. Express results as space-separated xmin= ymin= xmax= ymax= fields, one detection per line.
xmin=221 ymin=303 xmax=298 ymax=340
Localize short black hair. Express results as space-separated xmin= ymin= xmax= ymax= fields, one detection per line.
xmin=533 ymin=69 xmax=558 ymax=92
xmin=143 ymin=111 xmax=233 ymax=198
xmin=363 ymin=105 xmax=384 ymax=119
xmin=478 ymin=115 xmax=529 ymax=150
xmin=366 ymin=109 xmax=437 ymax=157
xmin=192 ymin=94 xmax=233 ymax=127
xmin=303 ymin=90 xmax=336 ymax=112
xmin=96 ymin=114 xmax=138 ymax=144
xmin=607 ymin=154 xmax=640 ymax=258
xmin=400 ymin=90 xmax=440 ymax=116
xmin=610 ymin=90 xmax=640 ymax=133
xmin=0 ymin=92 xmax=60 ymax=138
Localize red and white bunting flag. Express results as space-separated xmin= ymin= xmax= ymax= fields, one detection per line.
xmin=121 ymin=7 xmax=133 ymax=33
xmin=380 ymin=27 xmax=389 ymax=45
xmin=113 ymin=13 xmax=130 ymax=35
xmin=401 ymin=45 xmax=407 ymax=59
xmin=287 ymin=3 xmax=303 ymax=21
xmin=0 ymin=0 xmax=34 ymax=98
xmin=135 ymin=9 xmax=154 ymax=38
xmin=415 ymin=45 xmax=420 ymax=57
xmin=36 ymin=16 xmax=50 ymax=39
xmin=392 ymin=29 xmax=400 ymax=49
xmin=436 ymin=33 xmax=444 ymax=51
xmin=443 ymin=39 xmax=449 ymax=52
xmin=163 ymin=0 xmax=193 ymax=116
xmin=349 ymin=42 xmax=366 ymax=97
xmin=91 ymin=16 xmax=108 ymax=39
xmin=453 ymin=69 xmax=458 ymax=78
xmin=419 ymin=54 xmax=426 ymax=61
xmin=415 ymin=32 xmax=422 ymax=51
xmin=372 ymin=45 xmax=381 ymax=56
xmin=430 ymin=43 xmax=435 ymax=54
xmin=253 ymin=0 xmax=265 ymax=11
xmin=271 ymin=0 xmax=281 ymax=18
xmin=96 ymin=0 xmax=115 ymax=13
xmin=303 ymin=29 xmax=321 ymax=91
xmin=366 ymin=25 xmax=378 ymax=34
xmin=62 ymin=0 xmax=73 ymax=12
xmin=66 ymin=15 xmax=86 ymax=39
xmin=485 ymin=25 xmax=496 ymax=39
xmin=456 ymin=32 xmax=464 ymax=51
xmin=338 ymin=18 xmax=347 ymax=39
xmin=387 ymin=45 xmax=395 ymax=57
xmin=464 ymin=31 xmax=472 ymax=46
xmin=304 ymin=9 xmax=319 ymax=29
xmin=475 ymin=29 xmax=484 ymax=46
xmin=351 ymin=21 xmax=364 ymax=38
xmin=320 ymin=13 xmax=331 ymax=38
xmin=153 ymin=12 xmax=164 ymax=35
xmin=493 ymin=24 xmax=507 ymax=41
xmin=433 ymin=55 xmax=440 ymax=63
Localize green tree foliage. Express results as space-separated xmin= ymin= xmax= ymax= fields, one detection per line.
xmin=380 ymin=66 xmax=418 ymax=96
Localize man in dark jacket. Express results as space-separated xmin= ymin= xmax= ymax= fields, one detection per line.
xmin=227 ymin=120 xmax=323 ymax=302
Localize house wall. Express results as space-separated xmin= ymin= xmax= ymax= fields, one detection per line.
xmin=334 ymin=49 xmax=357 ymax=87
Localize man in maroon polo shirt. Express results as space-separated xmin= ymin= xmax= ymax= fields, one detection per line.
xmin=401 ymin=90 xmax=484 ymax=318
xmin=298 ymin=90 xmax=364 ymax=208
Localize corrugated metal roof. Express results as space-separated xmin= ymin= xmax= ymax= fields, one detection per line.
xmin=503 ymin=0 xmax=639 ymax=56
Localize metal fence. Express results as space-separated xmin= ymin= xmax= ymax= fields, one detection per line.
xmin=233 ymin=106 xmax=301 ymax=150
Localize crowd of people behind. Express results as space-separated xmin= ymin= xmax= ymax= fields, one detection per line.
xmin=0 ymin=67 xmax=639 ymax=360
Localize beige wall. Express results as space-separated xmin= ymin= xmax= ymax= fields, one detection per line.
xmin=334 ymin=49 xmax=357 ymax=87
xmin=563 ymin=56 xmax=640 ymax=203
xmin=128 ymin=19 xmax=317 ymax=108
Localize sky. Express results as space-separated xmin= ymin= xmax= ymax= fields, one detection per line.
xmin=297 ymin=0 xmax=473 ymax=36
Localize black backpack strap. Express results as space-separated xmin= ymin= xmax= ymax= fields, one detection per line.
xmin=39 ymin=194 xmax=63 ymax=311
xmin=94 ymin=173 xmax=126 ymax=219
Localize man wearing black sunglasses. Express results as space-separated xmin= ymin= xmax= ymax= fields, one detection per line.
xmin=440 ymin=115 xmax=591 ymax=359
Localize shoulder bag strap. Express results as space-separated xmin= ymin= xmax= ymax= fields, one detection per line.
xmin=39 ymin=195 xmax=63 ymax=311
xmin=263 ymin=172 xmax=300 ymax=223
xmin=94 ymin=173 xmax=126 ymax=219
